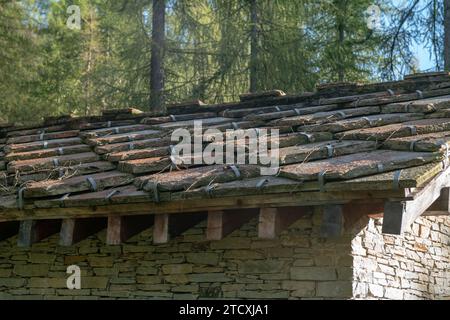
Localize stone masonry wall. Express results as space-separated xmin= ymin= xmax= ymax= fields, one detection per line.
xmin=352 ymin=216 xmax=450 ymax=300
xmin=0 ymin=209 xmax=354 ymax=300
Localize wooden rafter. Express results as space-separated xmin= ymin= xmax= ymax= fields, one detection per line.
xmin=153 ymin=212 xmax=206 ymax=244
xmin=258 ymin=206 xmax=312 ymax=239
xmin=60 ymin=218 xmax=106 ymax=246
xmin=107 ymin=215 xmax=154 ymax=245
xmin=17 ymin=219 xmax=61 ymax=247
xmin=206 ymin=209 xmax=258 ymax=240
xmin=383 ymin=165 xmax=450 ymax=235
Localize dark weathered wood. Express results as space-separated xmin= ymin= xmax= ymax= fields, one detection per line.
xmin=425 ymin=187 xmax=450 ymax=216
xmin=106 ymin=215 xmax=153 ymax=245
xmin=4 ymin=137 xmax=83 ymax=154
xmin=7 ymin=130 xmax=80 ymax=145
xmin=60 ymin=218 xmax=106 ymax=246
xmin=206 ymin=209 xmax=258 ymax=240
xmin=153 ymin=212 xmax=206 ymax=244
xmin=320 ymin=205 xmax=344 ymax=238
xmin=0 ymin=221 xmax=19 ymax=241
xmin=383 ymin=166 xmax=450 ymax=234
xmin=258 ymin=207 xmax=311 ymax=239
xmin=17 ymin=219 xmax=61 ymax=247
xmin=86 ymin=130 xmax=161 ymax=146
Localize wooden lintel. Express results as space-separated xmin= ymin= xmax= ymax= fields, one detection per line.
xmin=0 ymin=221 xmax=20 ymax=241
xmin=153 ymin=212 xmax=207 ymax=244
xmin=17 ymin=219 xmax=61 ymax=247
xmin=0 ymin=189 xmax=408 ymax=222
xmin=107 ymin=215 xmax=154 ymax=245
xmin=320 ymin=205 xmax=344 ymax=238
xmin=60 ymin=218 xmax=106 ymax=246
xmin=383 ymin=167 xmax=450 ymax=235
xmin=258 ymin=206 xmax=311 ymax=239
xmin=207 ymin=209 xmax=259 ymax=241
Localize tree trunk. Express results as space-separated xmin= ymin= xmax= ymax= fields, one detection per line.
xmin=336 ymin=0 xmax=345 ymax=82
xmin=249 ymin=0 xmax=259 ymax=93
xmin=445 ymin=0 xmax=450 ymax=71
xmin=150 ymin=0 xmax=165 ymax=111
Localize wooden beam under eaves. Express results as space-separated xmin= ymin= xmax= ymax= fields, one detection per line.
xmin=258 ymin=206 xmax=312 ymax=239
xmin=383 ymin=166 xmax=450 ymax=235
xmin=60 ymin=218 xmax=106 ymax=246
xmin=206 ymin=209 xmax=258 ymax=241
xmin=153 ymin=212 xmax=207 ymax=244
xmin=17 ymin=219 xmax=61 ymax=247
xmin=424 ymin=188 xmax=450 ymax=216
xmin=107 ymin=215 xmax=154 ymax=245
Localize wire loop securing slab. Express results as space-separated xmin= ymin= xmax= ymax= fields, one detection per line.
xmin=362 ymin=117 xmax=374 ymax=127
xmin=409 ymin=141 xmax=416 ymax=152
xmin=107 ymin=121 xmax=112 ymax=128
xmin=169 ymin=115 xmax=177 ymax=121
xmin=294 ymin=108 xmax=301 ymax=115
xmin=387 ymin=89 xmax=395 ymax=96
xmin=57 ymin=148 xmax=64 ymax=156
xmin=256 ymin=178 xmax=269 ymax=189
xmin=17 ymin=187 xmax=26 ymax=210
xmin=43 ymin=141 xmax=48 ymax=149
xmin=114 ymin=127 xmax=120 ymax=134
xmin=232 ymin=122 xmax=239 ymax=130
xmin=229 ymin=165 xmax=241 ymax=178
xmin=326 ymin=144 xmax=334 ymax=158
xmin=416 ymin=90 xmax=424 ymax=99
xmin=86 ymin=177 xmax=98 ymax=192
xmin=129 ymin=143 xmax=135 ymax=151
xmin=299 ymin=132 xmax=315 ymax=143
xmin=52 ymin=158 xmax=60 ymax=167
xmin=406 ymin=125 xmax=417 ymax=135
xmin=393 ymin=170 xmax=402 ymax=190
xmin=377 ymin=163 xmax=384 ymax=173
xmin=39 ymin=131 xmax=45 ymax=141
xmin=275 ymin=106 xmax=281 ymax=112
xmin=318 ymin=171 xmax=326 ymax=192
xmin=105 ymin=189 xmax=120 ymax=201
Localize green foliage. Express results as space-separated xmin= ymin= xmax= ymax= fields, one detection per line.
xmin=0 ymin=0 xmax=446 ymax=123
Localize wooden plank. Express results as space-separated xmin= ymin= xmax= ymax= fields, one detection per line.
xmin=80 ymin=124 xmax=150 ymax=139
xmin=258 ymin=207 xmax=311 ymax=239
xmin=60 ymin=218 xmax=106 ymax=246
xmin=17 ymin=219 xmax=61 ymax=247
xmin=85 ymin=130 xmax=161 ymax=146
xmin=0 ymin=221 xmax=19 ymax=241
xmin=382 ymin=166 xmax=450 ymax=234
xmin=5 ymin=145 xmax=91 ymax=162
xmin=4 ymin=137 xmax=82 ymax=154
xmin=240 ymin=90 xmax=285 ymax=102
xmin=7 ymin=130 xmax=79 ymax=145
xmin=106 ymin=215 xmax=153 ymax=245
xmin=153 ymin=214 xmax=169 ymax=244
xmin=320 ymin=205 xmax=344 ymax=238
xmin=206 ymin=209 xmax=258 ymax=240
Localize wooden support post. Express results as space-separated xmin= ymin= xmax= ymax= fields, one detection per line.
xmin=153 ymin=214 xmax=169 ymax=244
xmin=258 ymin=206 xmax=311 ymax=239
xmin=106 ymin=215 xmax=153 ymax=245
xmin=0 ymin=221 xmax=19 ymax=241
xmin=424 ymin=188 xmax=450 ymax=216
xmin=382 ymin=168 xmax=450 ymax=235
xmin=153 ymin=212 xmax=207 ymax=244
xmin=18 ymin=219 xmax=61 ymax=247
xmin=320 ymin=205 xmax=344 ymax=238
xmin=207 ymin=209 xmax=258 ymax=241
xmin=60 ymin=218 xmax=106 ymax=246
